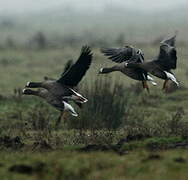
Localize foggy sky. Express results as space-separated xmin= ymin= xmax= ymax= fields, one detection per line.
xmin=0 ymin=0 xmax=187 ymax=15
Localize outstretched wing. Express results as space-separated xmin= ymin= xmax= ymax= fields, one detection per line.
xmin=128 ymin=49 xmax=145 ymax=63
xmin=61 ymin=59 xmax=74 ymax=77
xmin=101 ymin=46 xmax=137 ymax=63
xmin=160 ymin=32 xmax=177 ymax=47
xmin=57 ymin=46 xmax=93 ymax=87
xmin=157 ymin=43 xmax=177 ymax=70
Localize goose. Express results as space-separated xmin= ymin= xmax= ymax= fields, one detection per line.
xmin=25 ymin=46 xmax=92 ymax=105
xmin=125 ymin=33 xmax=178 ymax=91
xmin=99 ymin=45 xmax=157 ymax=92
xmin=22 ymin=88 xmax=78 ymax=117
xmin=42 ymin=59 xmax=83 ymax=108
xmin=23 ymin=46 xmax=92 ymax=128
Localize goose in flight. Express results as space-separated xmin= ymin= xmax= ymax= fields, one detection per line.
xmin=99 ymin=45 xmax=156 ymax=93
xmin=125 ymin=33 xmax=178 ymax=91
xmin=23 ymin=46 xmax=93 ymax=118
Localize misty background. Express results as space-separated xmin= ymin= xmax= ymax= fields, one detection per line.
xmin=0 ymin=0 xmax=188 ymax=47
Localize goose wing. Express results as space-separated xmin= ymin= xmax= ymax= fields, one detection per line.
xmin=128 ymin=49 xmax=145 ymax=63
xmin=57 ymin=46 xmax=93 ymax=87
xmin=61 ymin=59 xmax=74 ymax=77
xmin=101 ymin=46 xmax=139 ymax=63
xmin=160 ymin=32 xmax=177 ymax=47
xmin=157 ymin=43 xmax=177 ymax=70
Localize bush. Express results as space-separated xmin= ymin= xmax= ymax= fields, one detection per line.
xmin=67 ymin=77 xmax=135 ymax=130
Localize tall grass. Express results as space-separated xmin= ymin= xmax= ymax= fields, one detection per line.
xmin=1 ymin=76 xmax=188 ymax=145
xmin=67 ymin=77 xmax=136 ymax=130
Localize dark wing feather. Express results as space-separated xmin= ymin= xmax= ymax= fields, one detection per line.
xmin=101 ymin=46 xmax=137 ymax=63
xmin=157 ymin=43 xmax=177 ymax=70
xmin=127 ymin=49 xmax=145 ymax=64
xmin=57 ymin=46 xmax=92 ymax=87
xmin=168 ymin=48 xmax=177 ymax=69
xmin=160 ymin=32 xmax=177 ymax=47
xmin=158 ymin=44 xmax=169 ymax=59
xmin=61 ymin=59 xmax=74 ymax=77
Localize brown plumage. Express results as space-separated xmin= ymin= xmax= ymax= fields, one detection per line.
xmin=23 ymin=45 xmax=93 ymax=128
xmin=22 ymin=89 xmax=78 ymax=117
xmin=25 ymin=46 xmax=92 ymax=105
xmin=99 ymin=45 xmax=157 ymax=92
xmin=125 ymin=33 xmax=178 ymax=91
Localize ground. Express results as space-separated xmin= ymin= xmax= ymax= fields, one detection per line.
xmin=0 ymin=144 xmax=188 ymax=180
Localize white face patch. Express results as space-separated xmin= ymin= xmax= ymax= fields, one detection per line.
xmin=22 ymin=88 xmax=27 ymax=93
xmin=164 ymin=71 xmax=179 ymax=86
xmin=63 ymin=101 xmax=78 ymax=117
xmin=26 ymin=82 xmax=31 ymax=87
xmin=99 ymin=68 xmax=103 ymax=73
xmin=124 ymin=62 xmax=128 ymax=67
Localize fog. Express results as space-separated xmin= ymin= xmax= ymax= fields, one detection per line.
xmin=0 ymin=0 xmax=187 ymax=15
xmin=0 ymin=0 xmax=187 ymax=44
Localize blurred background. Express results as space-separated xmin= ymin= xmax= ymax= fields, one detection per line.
xmin=0 ymin=0 xmax=188 ymax=47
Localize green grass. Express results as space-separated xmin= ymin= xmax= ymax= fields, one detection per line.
xmin=0 ymin=149 xmax=187 ymax=180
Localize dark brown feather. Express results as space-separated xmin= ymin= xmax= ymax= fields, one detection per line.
xmin=57 ymin=46 xmax=93 ymax=87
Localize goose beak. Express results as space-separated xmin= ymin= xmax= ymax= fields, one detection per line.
xmin=98 ymin=68 xmax=103 ymax=74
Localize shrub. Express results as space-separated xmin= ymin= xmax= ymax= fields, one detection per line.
xmin=67 ymin=77 xmax=135 ymax=130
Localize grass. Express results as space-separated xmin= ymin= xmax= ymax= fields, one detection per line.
xmin=0 ymin=44 xmax=188 ymax=179
xmin=0 ymin=149 xmax=187 ymax=180
xmin=0 ymin=45 xmax=188 ymax=93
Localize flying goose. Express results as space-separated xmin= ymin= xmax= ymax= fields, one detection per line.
xmin=42 ymin=59 xmax=83 ymax=108
xmin=125 ymin=34 xmax=178 ymax=91
xmin=99 ymin=45 xmax=157 ymax=92
xmin=23 ymin=46 xmax=93 ymax=118
xmin=22 ymin=88 xmax=78 ymax=116
xmin=25 ymin=46 xmax=92 ymax=105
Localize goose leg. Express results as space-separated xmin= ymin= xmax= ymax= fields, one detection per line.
xmin=55 ymin=111 xmax=64 ymax=130
xmin=142 ymin=81 xmax=150 ymax=93
xmin=162 ymin=80 xmax=168 ymax=92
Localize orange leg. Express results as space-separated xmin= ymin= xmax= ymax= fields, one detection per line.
xmin=142 ymin=81 xmax=150 ymax=93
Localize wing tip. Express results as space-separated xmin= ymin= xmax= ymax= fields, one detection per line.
xmin=81 ymin=45 xmax=93 ymax=57
xmin=100 ymin=47 xmax=106 ymax=53
xmin=160 ymin=31 xmax=178 ymax=46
